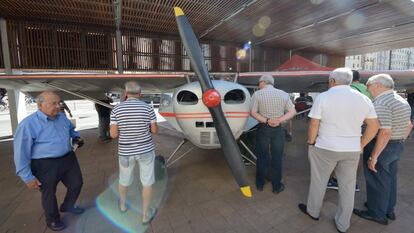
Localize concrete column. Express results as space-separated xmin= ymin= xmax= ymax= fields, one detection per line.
xmin=7 ymin=90 xmax=26 ymax=124
xmin=0 ymin=18 xmax=11 ymax=73
xmin=115 ymin=29 xmax=123 ymax=74
xmin=114 ymin=0 xmax=123 ymax=74
xmin=1 ymin=18 xmax=27 ymax=135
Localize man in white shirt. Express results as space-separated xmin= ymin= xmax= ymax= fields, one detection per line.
xmin=298 ymin=68 xmax=379 ymax=233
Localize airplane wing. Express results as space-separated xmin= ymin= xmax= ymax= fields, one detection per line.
xmin=238 ymin=71 xmax=331 ymax=92
xmin=238 ymin=70 xmax=414 ymax=92
xmin=0 ymin=73 xmax=189 ymax=99
xmin=359 ymin=70 xmax=414 ymax=90
xmin=1 ymin=70 xmax=414 ymax=98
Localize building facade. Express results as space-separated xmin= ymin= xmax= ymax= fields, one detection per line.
xmin=345 ymin=48 xmax=414 ymax=70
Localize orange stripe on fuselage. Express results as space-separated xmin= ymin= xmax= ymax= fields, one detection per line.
xmin=159 ymin=111 xmax=249 ymax=119
xmin=159 ymin=112 xmax=176 ymax=117
xmin=176 ymin=116 xmax=248 ymax=119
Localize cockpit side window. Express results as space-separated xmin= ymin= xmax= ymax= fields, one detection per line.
xmin=177 ymin=90 xmax=198 ymax=105
xmin=224 ymin=89 xmax=245 ymax=104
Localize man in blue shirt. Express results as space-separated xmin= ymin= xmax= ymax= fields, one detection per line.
xmin=14 ymin=91 xmax=85 ymax=231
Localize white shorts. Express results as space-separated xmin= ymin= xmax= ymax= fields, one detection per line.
xmin=118 ymin=151 xmax=155 ymax=187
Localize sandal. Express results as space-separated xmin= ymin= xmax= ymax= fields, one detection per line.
xmin=142 ymin=208 xmax=157 ymax=224
xmin=118 ymin=199 xmax=128 ymax=213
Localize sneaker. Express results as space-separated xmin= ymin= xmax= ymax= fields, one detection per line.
xmin=355 ymin=183 xmax=360 ymax=192
xmin=47 ymin=220 xmax=66 ymax=231
xmin=327 ymin=177 xmax=338 ymax=190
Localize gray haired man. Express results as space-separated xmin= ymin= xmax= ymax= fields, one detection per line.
xmin=354 ymin=74 xmax=412 ymax=225
xmin=298 ymin=68 xmax=379 ymax=233
xmin=110 ymin=81 xmax=158 ymax=224
xmin=250 ymin=74 xmax=296 ymax=193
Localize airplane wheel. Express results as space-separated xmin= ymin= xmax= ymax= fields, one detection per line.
xmin=155 ymin=155 xmax=165 ymax=165
xmin=154 ymin=155 xmax=166 ymax=181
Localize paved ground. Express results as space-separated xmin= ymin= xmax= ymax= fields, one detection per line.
xmin=1 ymin=118 xmax=414 ymax=233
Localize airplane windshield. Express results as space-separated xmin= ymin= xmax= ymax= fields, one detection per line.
xmin=177 ymin=90 xmax=198 ymax=105
xmin=224 ymin=89 xmax=245 ymax=104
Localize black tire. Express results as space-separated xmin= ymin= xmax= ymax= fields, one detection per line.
xmin=155 ymin=155 xmax=165 ymax=165
xmin=154 ymin=155 xmax=166 ymax=181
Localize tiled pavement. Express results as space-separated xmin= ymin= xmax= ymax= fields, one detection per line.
xmin=1 ymin=119 xmax=414 ymax=233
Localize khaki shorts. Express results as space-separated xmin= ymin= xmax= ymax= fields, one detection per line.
xmin=118 ymin=151 xmax=155 ymax=187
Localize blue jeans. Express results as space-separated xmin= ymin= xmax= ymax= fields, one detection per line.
xmin=363 ymin=140 xmax=404 ymax=218
xmin=255 ymin=124 xmax=285 ymax=190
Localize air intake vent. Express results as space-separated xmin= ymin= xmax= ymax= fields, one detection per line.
xmin=200 ymin=132 xmax=210 ymax=144
xmin=213 ymin=132 xmax=220 ymax=144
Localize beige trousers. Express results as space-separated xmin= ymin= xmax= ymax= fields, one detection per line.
xmin=306 ymin=146 xmax=359 ymax=232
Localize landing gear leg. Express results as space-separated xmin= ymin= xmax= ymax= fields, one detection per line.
xmin=166 ymin=139 xmax=195 ymax=167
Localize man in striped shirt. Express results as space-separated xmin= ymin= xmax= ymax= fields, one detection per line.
xmin=110 ymin=81 xmax=158 ymax=224
xmin=354 ymin=74 xmax=413 ymax=225
xmin=250 ymin=74 xmax=296 ymax=193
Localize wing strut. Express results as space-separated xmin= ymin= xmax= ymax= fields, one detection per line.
xmin=44 ymin=83 xmax=113 ymax=109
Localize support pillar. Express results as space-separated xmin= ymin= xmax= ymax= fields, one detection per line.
xmin=1 ymin=18 xmax=26 ymax=135
xmin=114 ymin=0 xmax=123 ymax=74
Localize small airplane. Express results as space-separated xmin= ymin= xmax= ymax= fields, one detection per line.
xmin=158 ymin=80 xmax=251 ymax=150
xmin=1 ymin=7 xmax=414 ymax=197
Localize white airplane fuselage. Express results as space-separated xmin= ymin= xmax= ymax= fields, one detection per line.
xmin=158 ymin=80 xmax=251 ymax=149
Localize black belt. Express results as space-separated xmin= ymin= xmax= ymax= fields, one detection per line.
xmin=32 ymin=151 xmax=73 ymax=161
xmin=259 ymin=123 xmax=281 ymax=128
xmin=388 ymin=139 xmax=405 ymax=143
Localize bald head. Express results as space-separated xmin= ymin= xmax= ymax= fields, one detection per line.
xmin=36 ymin=91 xmax=61 ymax=118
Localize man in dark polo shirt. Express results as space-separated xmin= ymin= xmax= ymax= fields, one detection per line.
xmin=95 ymin=96 xmax=113 ymax=142
xmin=354 ymin=74 xmax=413 ymax=225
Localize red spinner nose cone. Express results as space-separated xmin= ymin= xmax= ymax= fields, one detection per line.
xmin=202 ymin=89 xmax=221 ymax=108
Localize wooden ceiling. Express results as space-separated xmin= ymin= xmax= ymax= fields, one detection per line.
xmin=1 ymin=0 xmax=414 ymax=55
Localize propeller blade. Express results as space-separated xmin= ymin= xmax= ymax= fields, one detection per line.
xmin=174 ymin=7 xmax=251 ymax=197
